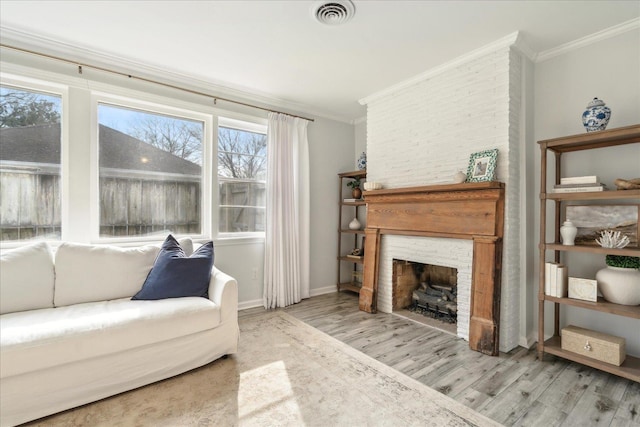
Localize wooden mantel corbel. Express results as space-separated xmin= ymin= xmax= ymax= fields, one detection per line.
xmin=358 ymin=182 xmax=505 ymax=356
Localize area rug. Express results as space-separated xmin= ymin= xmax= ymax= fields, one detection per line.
xmin=25 ymin=311 xmax=500 ymax=426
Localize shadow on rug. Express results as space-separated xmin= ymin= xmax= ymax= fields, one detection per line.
xmin=25 ymin=311 xmax=500 ymax=426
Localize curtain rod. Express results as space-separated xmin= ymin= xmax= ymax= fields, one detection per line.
xmin=0 ymin=43 xmax=314 ymax=122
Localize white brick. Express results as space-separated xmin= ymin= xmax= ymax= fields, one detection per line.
xmin=363 ymin=45 xmax=523 ymax=352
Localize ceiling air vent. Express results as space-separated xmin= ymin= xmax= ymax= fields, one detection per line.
xmin=312 ymin=1 xmax=355 ymax=25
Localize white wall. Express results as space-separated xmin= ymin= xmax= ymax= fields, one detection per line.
xmin=533 ymin=28 xmax=640 ymax=355
xmin=309 ymin=118 xmax=356 ymax=293
xmin=354 ymin=119 xmax=367 ymax=168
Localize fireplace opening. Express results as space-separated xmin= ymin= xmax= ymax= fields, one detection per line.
xmin=392 ymin=259 xmax=457 ymax=324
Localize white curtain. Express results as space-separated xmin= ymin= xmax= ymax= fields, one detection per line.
xmin=263 ymin=113 xmax=310 ymax=309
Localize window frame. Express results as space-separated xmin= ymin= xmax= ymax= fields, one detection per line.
xmin=1 ymin=66 xmax=268 ymax=249
xmin=217 ymin=116 xmax=268 ymax=240
xmin=0 ymin=74 xmax=69 ymax=248
xmin=90 ymin=92 xmax=213 ymax=244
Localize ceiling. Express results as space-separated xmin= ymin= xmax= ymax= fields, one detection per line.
xmin=1 ymin=1 xmax=639 ymax=123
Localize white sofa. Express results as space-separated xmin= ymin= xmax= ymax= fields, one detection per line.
xmin=0 ymin=239 xmax=239 ymax=427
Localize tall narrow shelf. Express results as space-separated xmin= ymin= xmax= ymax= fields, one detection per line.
xmin=537 ymin=124 xmax=640 ymax=383
xmin=337 ymin=170 xmax=366 ymax=294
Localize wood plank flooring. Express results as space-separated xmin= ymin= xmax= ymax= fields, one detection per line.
xmin=240 ymin=292 xmax=640 ymax=427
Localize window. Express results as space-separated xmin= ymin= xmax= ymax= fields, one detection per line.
xmin=218 ymin=118 xmax=267 ymax=234
xmin=97 ymin=103 xmax=204 ymax=238
xmin=0 ymin=85 xmax=62 ymax=242
xmin=1 ymin=70 xmax=265 ymax=246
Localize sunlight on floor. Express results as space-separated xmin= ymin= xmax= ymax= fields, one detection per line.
xmin=238 ymin=360 xmax=303 ymax=423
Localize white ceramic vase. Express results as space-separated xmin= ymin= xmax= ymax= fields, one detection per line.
xmin=596 ymin=266 xmax=640 ymax=306
xmin=348 ymin=218 xmax=361 ymax=230
xmin=560 ymin=220 xmax=577 ymax=246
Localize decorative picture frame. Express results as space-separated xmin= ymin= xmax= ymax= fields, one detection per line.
xmin=564 ymin=204 xmax=639 ymax=247
xmin=466 ymin=149 xmax=498 ymax=182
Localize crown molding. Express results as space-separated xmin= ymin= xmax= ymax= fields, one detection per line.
xmin=536 ymin=18 xmax=640 ymax=63
xmin=359 ymin=31 xmax=521 ymax=106
xmin=512 ymin=32 xmax=537 ymax=62
xmin=352 ymin=115 xmax=367 ymax=125
xmin=0 ymin=25 xmax=355 ymax=124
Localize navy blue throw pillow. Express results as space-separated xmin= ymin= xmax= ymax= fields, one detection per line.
xmin=132 ymin=235 xmax=214 ymax=300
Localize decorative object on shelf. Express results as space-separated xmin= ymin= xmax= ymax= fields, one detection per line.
xmin=363 ymin=181 xmax=382 ymax=190
xmin=555 ymin=176 xmax=606 ymax=193
xmin=560 ymin=175 xmax=599 ymax=185
xmin=615 ymin=177 xmax=640 ymax=190
xmin=357 ymin=152 xmax=367 ymax=170
xmin=565 ymin=205 xmax=639 ymax=247
xmin=352 ymin=270 xmax=363 ymax=286
xmin=553 ymin=183 xmax=606 ymax=193
xmin=465 ymin=148 xmax=498 ymax=182
xmin=596 ymin=230 xmax=630 ymax=249
xmin=560 ymin=220 xmax=578 ymax=246
xmin=561 ymin=325 xmax=626 ymax=366
xmin=568 ymin=277 xmax=598 ymax=302
xmin=346 ymin=247 xmax=363 ymax=260
xmin=545 ymin=262 xmax=567 ymax=297
xmin=582 ymin=97 xmax=611 ymax=132
xmin=348 ymin=217 xmax=361 ymax=230
xmin=596 ymin=255 xmax=640 ymax=306
xmin=453 ymin=170 xmax=467 ymax=183
xmin=347 ymin=178 xmax=362 ymax=199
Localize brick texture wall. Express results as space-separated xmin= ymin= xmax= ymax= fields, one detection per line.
xmin=363 ymin=46 xmax=522 ymax=352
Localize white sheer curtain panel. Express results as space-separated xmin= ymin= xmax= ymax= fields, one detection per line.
xmin=263 ymin=113 xmax=310 ymax=309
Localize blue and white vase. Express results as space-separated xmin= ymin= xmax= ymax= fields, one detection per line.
xmin=357 ymin=152 xmax=367 ymax=170
xmin=582 ymin=97 xmax=611 ymax=132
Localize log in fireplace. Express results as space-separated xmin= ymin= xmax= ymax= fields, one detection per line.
xmin=359 ymin=182 xmax=505 ymax=356
xmin=393 ymin=260 xmax=458 ymax=324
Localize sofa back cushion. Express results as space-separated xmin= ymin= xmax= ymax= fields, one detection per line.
xmin=0 ymin=242 xmax=55 ymax=314
xmin=54 ymin=242 xmax=161 ymax=306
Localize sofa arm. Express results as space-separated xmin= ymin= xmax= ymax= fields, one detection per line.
xmin=208 ymin=266 xmax=238 ymax=325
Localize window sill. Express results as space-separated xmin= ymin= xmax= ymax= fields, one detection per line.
xmin=214 ymin=234 xmax=265 ymax=246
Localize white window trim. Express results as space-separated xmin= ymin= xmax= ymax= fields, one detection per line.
xmin=217 ymin=115 xmax=268 ymax=239
xmin=1 ymin=64 xmax=269 ymax=247
xmin=0 ymin=74 xmax=69 ymax=249
xmin=90 ymin=92 xmax=213 ymax=244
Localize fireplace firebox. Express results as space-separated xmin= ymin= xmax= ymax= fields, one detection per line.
xmin=393 ymin=260 xmax=458 ymax=323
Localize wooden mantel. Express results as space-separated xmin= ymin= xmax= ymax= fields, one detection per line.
xmin=359 ymin=181 xmax=505 ymax=355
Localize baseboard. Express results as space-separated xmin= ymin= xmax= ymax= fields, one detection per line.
xmin=238 ymin=287 xmax=338 ymax=311
xmin=310 ymin=286 xmax=338 ymax=297
xmin=238 ymin=299 xmax=263 ymax=311
xmin=519 ymin=332 xmax=537 ymax=350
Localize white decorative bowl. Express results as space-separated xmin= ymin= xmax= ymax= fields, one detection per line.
xmin=363 ymin=182 xmax=382 ymax=191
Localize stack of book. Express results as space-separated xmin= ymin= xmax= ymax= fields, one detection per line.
xmin=545 ymin=262 xmax=567 ymax=297
xmin=552 ymin=176 xmax=606 ymax=193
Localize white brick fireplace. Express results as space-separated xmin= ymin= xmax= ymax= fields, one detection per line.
xmin=379 ymin=236 xmax=473 ymax=341
xmin=360 ymin=35 xmax=527 ymax=352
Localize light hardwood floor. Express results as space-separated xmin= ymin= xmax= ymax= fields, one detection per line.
xmin=240 ymin=292 xmax=640 ymax=427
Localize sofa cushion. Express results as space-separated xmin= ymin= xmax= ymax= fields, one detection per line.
xmin=0 ymin=242 xmax=55 ymax=315
xmin=54 ymin=242 xmax=161 ymax=306
xmin=133 ymin=235 xmax=214 ymax=300
xmin=174 ymin=237 xmax=194 ymax=257
xmin=0 ymin=297 xmax=221 ymax=378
